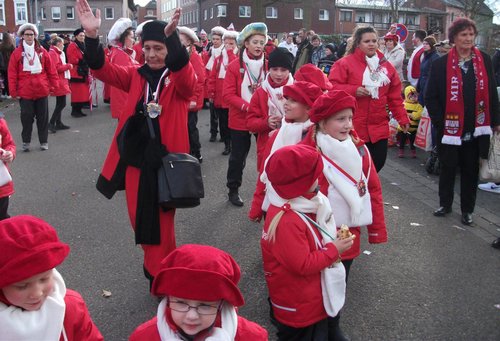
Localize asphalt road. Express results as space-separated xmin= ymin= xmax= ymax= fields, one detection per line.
xmin=2 ymin=92 xmax=499 ymax=341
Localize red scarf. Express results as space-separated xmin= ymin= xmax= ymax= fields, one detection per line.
xmin=443 ymin=47 xmax=492 ymax=145
xmin=411 ymin=48 xmax=424 ymax=79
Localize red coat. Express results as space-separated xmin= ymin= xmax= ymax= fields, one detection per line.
xmin=188 ymin=47 xmax=206 ymax=112
xmin=129 ymin=315 xmax=268 ymax=340
xmin=0 ymin=118 xmax=15 ymax=199
xmin=206 ymin=49 xmax=237 ymax=108
xmin=261 ymin=206 xmax=339 ymax=328
xmin=93 ymin=60 xmax=195 ymax=277
xmin=109 ymin=47 xmax=138 ymax=119
xmin=328 ymin=48 xmax=409 ymax=144
xmin=7 ymin=42 xmax=57 ymax=100
xmin=66 ymin=42 xmax=90 ymax=103
xmin=133 ymin=42 xmax=145 ymax=65
xmin=61 ymin=289 xmax=104 ymax=341
xmin=301 ymin=128 xmax=388 ymax=260
xmin=48 ymin=46 xmax=71 ymax=97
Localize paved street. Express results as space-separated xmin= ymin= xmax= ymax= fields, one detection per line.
xmin=2 ymin=91 xmax=499 ymax=341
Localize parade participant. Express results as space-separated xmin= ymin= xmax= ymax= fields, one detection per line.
xmin=133 ymin=20 xmax=151 ymax=65
xmin=0 ymin=215 xmax=103 ymax=340
xmin=206 ymin=26 xmax=226 ymax=142
xmin=383 ymin=33 xmax=405 ymax=82
xmin=67 ymin=27 xmax=90 ymax=117
xmin=302 ymin=90 xmax=387 ymax=340
xmin=425 ymin=18 xmax=500 ymax=225
xmin=76 ymin=0 xmax=196 ymax=283
xmin=223 ymin=22 xmax=268 ymax=207
xmin=329 ymin=25 xmax=410 ymax=171
xmin=178 ymin=26 xmax=205 ymax=162
xmin=107 ymin=18 xmax=138 ymax=120
xmin=261 ymin=144 xmax=354 ymax=340
xmin=130 ymin=244 xmax=268 ymax=340
xmin=397 ymin=85 xmax=423 ymax=158
xmin=416 ymin=36 xmax=439 ymax=106
xmin=199 ymin=29 xmax=210 ymax=51
xmin=249 ymin=81 xmax=323 ymax=222
xmin=0 ymin=114 xmax=15 ymax=220
xmin=294 ymin=63 xmax=333 ymax=91
xmin=8 ymin=23 xmax=57 ymax=152
xmin=407 ymin=29 xmax=427 ymax=87
xmin=206 ymin=29 xmax=239 ymax=156
xmin=247 ymin=47 xmax=294 ymax=171
xmin=48 ymin=37 xmax=72 ymax=133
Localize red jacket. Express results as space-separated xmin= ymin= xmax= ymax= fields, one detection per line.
xmin=61 ymin=289 xmax=104 ymax=341
xmin=207 ymin=49 xmax=237 ymax=108
xmin=66 ymin=42 xmax=85 ymax=81
xmin=188 ymin=47 xmax=206 ymax=112
xmin=66 ymin=42 xmax=90 ymax=103
xmin=0 ymin=118 xmax=15 ymax=199
xmin=109 ymin=47 xmax=138 ymax=119
xmin=329 ymin=48 xmax=409 ymax=143
xmin=133 ymin=42 xmax=145 ymax=65
xmin=301 ymin=128 xmax=387 ymax=260
xmin=261 ymin=206 xmax=339 ymax=328
xmin=48 ymin=46 xmax=71 ymax=97
xmin=8 ymin=42 xmax=57 ymax=99
xmin=129 ymin=315 xmax=268 ymax=340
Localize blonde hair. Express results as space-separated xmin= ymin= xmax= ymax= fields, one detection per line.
xmin=267 ymin=208 xmax=287 ymax=243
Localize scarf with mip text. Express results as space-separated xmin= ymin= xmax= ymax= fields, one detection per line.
xmin=442 ymin=47 xmax=491 ymax=145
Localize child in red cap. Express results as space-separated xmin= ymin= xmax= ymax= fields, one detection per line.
xmin=0 ymin=215 xmax=103 ymax=340
xmin=261 ymin=144 xmax=354 ymax=339
xmin=129 ymin=244 xmax=268 ymax=340
xmin=302 ymin=90 xmax=387 ymax=339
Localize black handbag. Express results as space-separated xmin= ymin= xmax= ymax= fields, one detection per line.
xmin=146 ymin=117 xmax=204 ymax=209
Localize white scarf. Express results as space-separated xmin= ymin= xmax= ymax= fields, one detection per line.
xmin=206 ymin=45 xmax=223 ymax=71
xmin=156 ymin=299 xmax=238 ymax=341
xmin=218 ymin=47 xmax=238 ymax=79
xmin=362 ymin=54 xmax=390 ymax=99
xmin=56 ymin=47 xmax=71 ymax=79
xmin=240 ymin=52 xmax=265 ymax=103
xmin=267 ymin=187 xmax=337 ymax=243
xmin=260 ymin=73 xmax=293 ymax=120
xmin=22 ymin=41 xmax=43 ymax=74
xmin=317 ymin=132 xmax=372 ymax=227
xmin=0 ymin=269 xmax=67 ymax=341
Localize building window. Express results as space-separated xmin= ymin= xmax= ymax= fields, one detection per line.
xmin=217 ymin=4 xmax=226 ymax=17
xmin=51 ymin=6 xmax=61 ymax=20
xmin=15 ymin=0 xmax=28 ymax=24
xmin=294 ymin=8 xmax=303 ymax=20
xmin=319 ymin=9 xmax=329 ymax=21
xmin=405 ymin=15 xmax=416 ymax=25
xmin=146 ymin=10 xmax=154 ymax=16
xmin=340 ymin=10 xmax=352 ymax=22
xmin=373 ymin=13 xmax=382 ymax=23
xmin=266 ymin=7 xmax=277 ymax=19
xmin=0 ymin=1 xmax=4 ymax=25
xmin=204 ymin=9 xmax=207 ymax=20
xmin=40 ymin=7 xmax=46 ymax=20
xmin=67 ymin=6 xmax=74 ymax=19
xmin=356 ymin=12 xmax=371 ymax=23
xmin=210 ymin=7 xmax=213 ymax=19
xmin=105 ymin=7 xmax=114 ymax=20
xmin=239 ymin=6 xmax=251 ymax=18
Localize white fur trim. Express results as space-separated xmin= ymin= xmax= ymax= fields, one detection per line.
xmin=108 ymin=18 xmax=133 ymax=46
xmin=223 ymin=30 xmax=239 ymax=41
xmin=211 ymin=26 xmax=226 ymax=37
xmin=17 ymin=23 xmax=38 ymax=37
xmin=135 ymin=20 xmax=153 ymax=36
xmin=178 ymin=26 xmax=199 ymax=43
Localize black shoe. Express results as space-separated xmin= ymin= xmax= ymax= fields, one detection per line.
xmin=48 ymin=123 xmax=57 ymax=134
xmin=433 ymin=206 xmax=451 ymax=217
xmin=55 ymin=123 xmax=70 ymax=130
xmin=196 ymin=155 xmax=203 ymax=163
xmin=209 ymin=134 xmax=217 ymax=142
xmin=222 ymin=145 xmax=231 ymax=156
xmin=228 ymin=191 xmax=244 ymax=207
xmin=79 ymin=111 xmax=87 ymax=117
xmin=492 ymin=237 xmax=500 ymax=249
xmin=71 ymin=111 xmax=84 ymax=118
xmin=461 ymin=212 xmax=473 ymax=225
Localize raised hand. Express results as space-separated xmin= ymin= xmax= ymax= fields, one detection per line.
xmin=75 ymin=0 xmax=101 ymax=38
xmin=164 ymin=8 xmax=181 ymax=37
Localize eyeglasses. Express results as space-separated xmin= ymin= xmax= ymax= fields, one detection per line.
xmin=167 ymin=299 xmax=221 ymax=315
xmin=23 ymin=33 xmax=35 ymax=36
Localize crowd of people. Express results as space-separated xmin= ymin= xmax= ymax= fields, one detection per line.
xmin=0 ymin=0 xmax=499 ymax=338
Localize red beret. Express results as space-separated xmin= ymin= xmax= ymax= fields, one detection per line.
xmin=265 ymin=144 xmax=323 ymax=199
xmin=294 ymin=64 xmax=333 ymax=91
xmin=309 ymin=90 xmax=357 ymax=123
xmin=0 ymin=215 xmax=70 ymax=288
xmin=384 ymin=33 xmax=399 ymax=44
xmin=283 ymin=81 xmax=323 ymax=108
xmin=152 ymin=244 xmax=245 ymax=307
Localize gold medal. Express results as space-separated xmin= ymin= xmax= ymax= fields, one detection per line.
xmin=146 ymin=102 xmax=162 ymax=118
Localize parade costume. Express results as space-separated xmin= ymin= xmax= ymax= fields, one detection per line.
xmin=48 ymin=44 xmax=72 ymax=130
xmin=67 ymin=28 xmax=90 ymax=117
xmin=0 ymin=117 xmax=15 ymax=219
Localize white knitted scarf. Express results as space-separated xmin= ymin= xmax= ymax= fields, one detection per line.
xmin=260 ymin=73 xmax=293 ymax=120
xmin=362 ymin=54 xmax=390 ymax=99
xmin=240 ymin=52 xmax=265 ymax=103
xmin=22 ymin=41 xmax=42 ymax=74
xmin=206 ymin=45 xmax=223 ymax=71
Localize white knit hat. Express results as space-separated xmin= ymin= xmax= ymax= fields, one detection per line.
xmin=178 ymin=26 xmax=199 ymax=43
xmin=107 ymin=18 xmax=133 ymax=46
xmin=135 ymin=20 xmax=153 ymax=37
xmin=17 ymin=23 xmax=38 ymax=37
xmin=211 ymin=26 xmax=226 ymax=37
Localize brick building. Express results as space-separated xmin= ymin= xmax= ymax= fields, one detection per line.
xmin=0 ymin=0 xmax=31 ymax=34
xmin=137 ymin=0 xmax=157 ymax=23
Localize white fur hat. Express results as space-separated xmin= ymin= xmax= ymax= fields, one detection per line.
xmin=108 ymin=18 xmax=133 ymax=46
xmin=17 ymin=23 xmax=38 ymax=37
xmin=211 ymin=26 xmax=226 ymax=37
xmin=223 ymin=30 xmax=239 ymax=41
xmin=135 ymin=20 xmax=153 ymax=37
xmin=178 ymin=26 xmax=199 ymax=43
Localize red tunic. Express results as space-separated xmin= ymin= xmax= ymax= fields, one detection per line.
xmin=48 ymin=46 xmax=71 ymax=97
xmin=188 ymin=47 xmax=206 ymax=112
xmin=66 ymin=42 xmax=90 ymax=104
xmin=61 ymin=289 xmax=104 ymax=341
xmin=109 ymin=47 xmax=138 ymax=119
xmin=0 ymin=118 xmax=15 ymax=199
xmin=206 ymin=49 xmax=237 ymax=109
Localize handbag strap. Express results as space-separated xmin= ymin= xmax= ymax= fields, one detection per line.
xmin=146 ymin=116 xmax=156 ymax=139
xmin=295 ymin=211 xmax=322 ymax=251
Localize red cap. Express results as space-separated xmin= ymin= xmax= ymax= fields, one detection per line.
xmin=0 ymin=215 xmax=70 ymax=288
xmin=294 ymin=64 xmax=333 ymax=91
xmin=283 ymin=81 xmax=323 ymax=108
xmin=152 ymin=244 xmax=245 ymax=307
xmin=309 ymin=90 xmax=357 ymax=123
xmin=265 ymin=144 xmax=323 ymax=199
xmin=384 ymin=33 xmax=399 ymax=44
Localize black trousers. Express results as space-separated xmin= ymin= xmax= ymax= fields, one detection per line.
xmin=50 ymin=95 xmax=67 ymax=125
xmin=209 ymin=102 xmax=218 ymax=136
xmin=365 ymin=139 xmax=388 ymax=172
xmin=188 ymin=111 xmax=201 ymax=156
xmin=19 ymin=97 xmax=49 ymax=144
xmin=437 ymin=138 xmax=479 ymax=213
xmin=397 ymin=131 xmax=416 ymax=150
xmin=216 ymin=107 xmax=230 ymax=144
xmin=0 ymin=196 xmax=10 ymax=220
xmin=226 ymin=129 xmax=251 ymax=190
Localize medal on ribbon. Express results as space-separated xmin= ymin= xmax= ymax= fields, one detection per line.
xmin=357 ymin=179 xmax=367 ymax=197
xmin=146 ymin=102 xmax=162 ymax=118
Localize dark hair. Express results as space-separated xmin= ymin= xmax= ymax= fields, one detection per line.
xmin=414 ymin=29 xmax=427 ymax=42
xmin=119 ymin=27 xmax=134 ymax=46
xmin=347 ymin=26 xmax=377 ymax=55
xmin=448 ymin=17 xmax=477 ymax=44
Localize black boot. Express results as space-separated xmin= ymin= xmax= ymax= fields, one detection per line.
xmin=228 ymin=188 xmax=243 ymax=207
xmin=222 ymin=141 xmax=231 ymax=155
xmin=48 ymin=123 xmax=57 ymax=134
xmin=330 ymin=314 xmax=350 ymax=341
